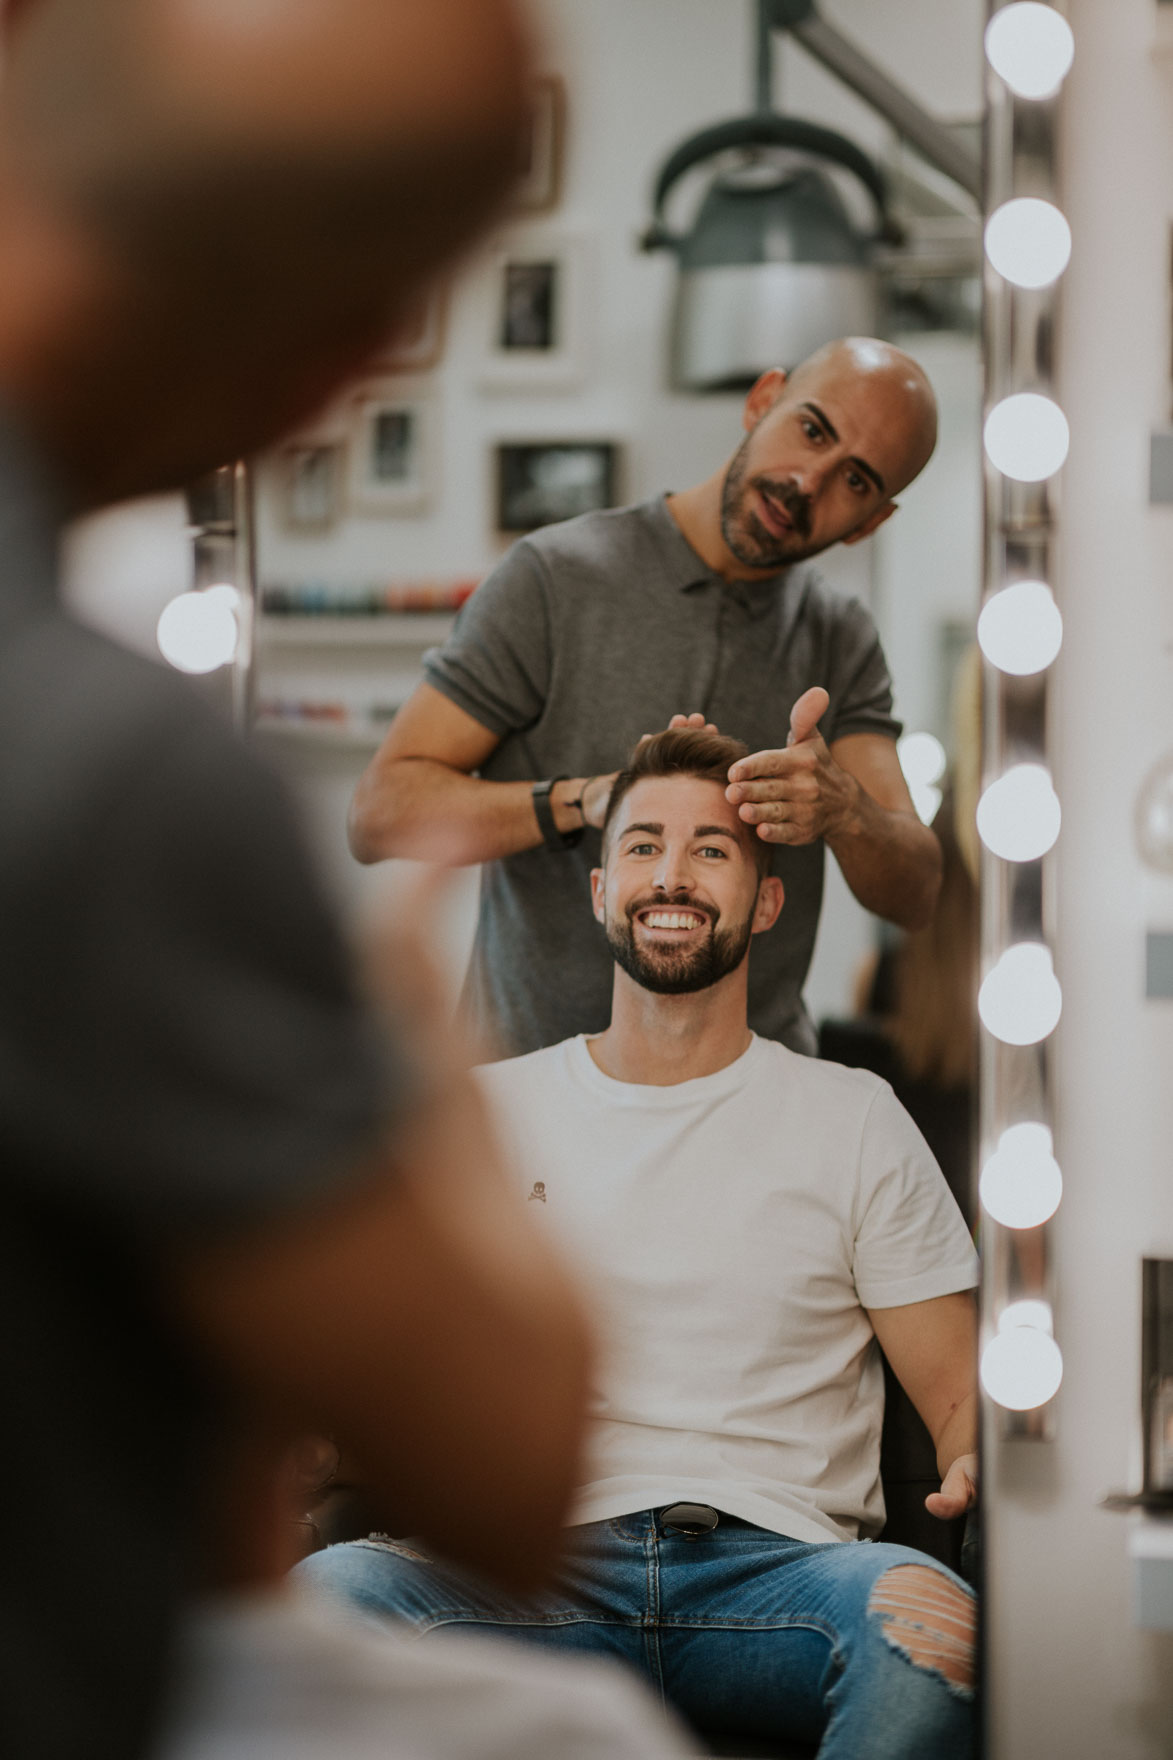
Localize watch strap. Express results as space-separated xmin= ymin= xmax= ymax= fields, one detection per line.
xmin=532 ymin=776 xmax=583 ymax=850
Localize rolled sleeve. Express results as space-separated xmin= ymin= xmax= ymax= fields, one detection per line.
xmin=423 ymin=540 xmax=553 ymax=737
xmin=826 ymin=599 xmax=902 ymax=745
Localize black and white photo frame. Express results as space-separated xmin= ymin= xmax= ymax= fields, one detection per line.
xmin=347 ymin=379 xmax=434 ymax=515
xmin=477 ymin=230 xmax=589 ymax=391
xmin=494 ymin=440 xmax=619 ymax=534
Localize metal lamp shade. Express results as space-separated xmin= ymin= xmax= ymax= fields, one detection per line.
xmin=669 ymin=164 xmax=878 ymax=391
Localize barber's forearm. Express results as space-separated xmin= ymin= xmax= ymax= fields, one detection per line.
xmin=826 ymin=787 xmax=942 ymax=930
xmin=348 ymin=758 xmax=590 ymax=866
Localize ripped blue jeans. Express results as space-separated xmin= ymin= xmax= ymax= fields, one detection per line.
xmin=298 ymin=1510 xmax=976 ymax=1758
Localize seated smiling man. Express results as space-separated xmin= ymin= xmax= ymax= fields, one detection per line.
xmin=301 ymin=728 xmax=980 ymax=1760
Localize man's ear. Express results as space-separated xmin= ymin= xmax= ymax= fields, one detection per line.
xmin=842 ymin=499 xmax=898 ymax=547
xmin=752 ymin=875 xmax=785 ymax=934
xmin=742 ymin=367 xmax=788 ymax=432
xmin=590 ymin=867 xmax=606 ymax=924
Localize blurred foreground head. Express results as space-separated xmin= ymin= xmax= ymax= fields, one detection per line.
xmin=0 ymin=0 xmax=531 ymax=503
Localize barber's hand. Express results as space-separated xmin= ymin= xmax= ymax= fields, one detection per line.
xmin=565 ymin=714 xmax=721 ymax=832
xmin=925 ymin=1452 xmax=978 ymax=1521
xmin=725 ymin=686 xmax=860 ymax=846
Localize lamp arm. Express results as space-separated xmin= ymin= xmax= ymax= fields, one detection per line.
xmin=765 ymin=0 xmax=981 ymax=202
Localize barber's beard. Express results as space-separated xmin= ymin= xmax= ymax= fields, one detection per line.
xmin=605 ymin=896 xmax=755 ymax=996
xmin=719 ymin=435 xmax=815 ymax=569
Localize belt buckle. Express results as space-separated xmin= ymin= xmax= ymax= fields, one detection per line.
xmin=660 ymin=1501 xmax=719 ymax=1539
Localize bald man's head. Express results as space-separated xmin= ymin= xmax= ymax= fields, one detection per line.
xmin=0 ymin=0 xmax=532 ymax=501
xmin=784 ymin=338 xmax=938 ymax=493
xmin=716 ymin=336 xmax=939 ymax=574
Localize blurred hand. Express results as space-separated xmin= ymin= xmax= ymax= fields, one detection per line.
xmin=925 ymin=1451 xmax=978 ymax=1521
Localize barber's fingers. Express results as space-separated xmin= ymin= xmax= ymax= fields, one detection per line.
xmin=667 ymin=710 xmax=719 ymax=733
xmin=787 ymin=686 xmax=830 ymax=748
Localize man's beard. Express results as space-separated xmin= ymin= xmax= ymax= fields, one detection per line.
xmin=605 ymin=895 xmax=755 ymax=995
xmin=719 ymin=433 xmax=815 ymax=570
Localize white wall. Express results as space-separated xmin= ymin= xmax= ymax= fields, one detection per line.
xmin=984 ymin=3 xmax=1173 ymax=1755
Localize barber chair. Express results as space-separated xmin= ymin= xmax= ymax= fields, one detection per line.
xmin=302 ymin=1360 xmax=977 ymax=1760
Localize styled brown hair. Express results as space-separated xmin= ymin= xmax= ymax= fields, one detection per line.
xmin=601 ymin=727 xmax=770 ymax=876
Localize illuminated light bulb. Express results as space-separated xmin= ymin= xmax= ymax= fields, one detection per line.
xmin=981 ymin=1325 xmax=1063 ymax=1410
xmin=978 ymin=943 xmax=1062 ymax=1045
xmin=984 ymin=3 xmax=1075 ymax=100
xmin=984 ymin=198 xmax=1071 ymax=288
xmin=998 ymin=1298 xmax=1054 ymax=1335
xmin=977 ymin=764 xmax=1061 ymax=861
xmin=980 ymin=1123 xmax=1063 ymax=1227
xmin=977 ymin=580 xmax=1063 ymax=675
xmin=156 ymin=589 xmax=239 ymax=674
xmin=898 ymin=731 xmax=947 ymax=788
xmin=984 ymin=393 xmax=1069 ymax=482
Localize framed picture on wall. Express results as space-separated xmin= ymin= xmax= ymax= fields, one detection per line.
xmin=512 ymin=75 xmax=565 ymax=213
xmin=495 ymin=440 xmax=619 ymax=534
xmin=477 ymin=230 xmax=589 ymax=391
xmin=348 ymin=380 xmax=433 ymax=514
xmin=282 ymin=442 xmax=343 ymax=531
xmin=368 ymin=285 xmax=447 ymax=373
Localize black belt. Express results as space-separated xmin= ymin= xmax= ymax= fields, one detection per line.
xmin=659 ymin=1501 xmax=720 ymax=1538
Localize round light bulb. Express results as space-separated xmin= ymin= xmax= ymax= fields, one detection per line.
xmin=898 ymin=731 xmax=947 ymax=789
xmin=980 ymin=1123 xmax=1064 ymax=1227
xmin=156 ymin=589 xmax=239 ymax=674
xmin=985 ymin=198 xmax=1071 ymax=289
xmin=981 ymin=1326 xmax=1063 ymax=1410
xmin=984 ymin=4 xmax=1075 ymax=100
xmin=998 ymin=1297 xmax=1055 ymax=1335
xmin=984 ymin=393 xmax=1069 ymax=482
xmin=977 ymin=580 xmax=1063 ymax=675
xmin=978 ymin=943 xmax=1062 ymax=1045
xmin=203 ymin=582 xmax=241 ymax=610
xmin=977 ymin=764 xmax=1061 ymax=861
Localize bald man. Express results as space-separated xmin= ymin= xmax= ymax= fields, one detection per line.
xmin=350 ymin=338 xmax=943 ymax=1059
xmin=0 ymin=4 xmax=606 ymax=1759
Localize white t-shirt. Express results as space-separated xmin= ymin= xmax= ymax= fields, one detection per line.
xmin=476 ymin=1033 xmax=978 ymax=1546
xmin=153 ymin=1584 xmax=696 ymax=1760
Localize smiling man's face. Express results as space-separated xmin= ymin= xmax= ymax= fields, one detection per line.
xmin=718 ymin=340 xmax=937 ymax=573
xmin=591 ymin=774 xmax=782 ymax=996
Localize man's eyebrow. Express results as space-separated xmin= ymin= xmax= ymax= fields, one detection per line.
xmin=620 ymin=821 xmax=664 ymax=837
xmin=800 ymin=400 xmax=886 ymax=497
xmin=692 ymin=824 xmax=739 ymax=840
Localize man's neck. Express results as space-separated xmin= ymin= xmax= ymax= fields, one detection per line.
xmin=587 ymin=966 xmax=753 ymax=1086
xmin=666 ymin=472 xmax=784 ymax=585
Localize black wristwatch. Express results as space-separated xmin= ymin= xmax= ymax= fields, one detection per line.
xmin=532 ymin=776 xmax=583 ymax=850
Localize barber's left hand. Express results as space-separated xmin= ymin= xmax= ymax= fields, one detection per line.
xmin=725 ymin=687 xmax=860 ymax=846
xmin=925 ymin=1451 xmax=978 ymax=1521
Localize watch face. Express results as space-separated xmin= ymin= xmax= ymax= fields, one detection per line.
xmin=1136 ymin=753 xmax=1173 ymax=873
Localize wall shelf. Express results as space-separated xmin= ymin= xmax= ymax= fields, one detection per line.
xmin=254 ymin=718 xmax=389 ymax=750
xmin=257 ymin=613 xmax=456 ymax=647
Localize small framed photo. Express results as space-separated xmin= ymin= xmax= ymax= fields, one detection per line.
xmin=495 ymin=440 xmax=619 ymax=534
xmin=513 ymin=75 xmax=565 ymax=213
xmin=477 ymin=230 xmax=588 ymax=391
xmin=348 ymin=380 xmax=433 ymax=514
xmin=369 ymin=285 xmax=447 ymax=373
xmin=282 ymin=442 xmax=343 ymax=531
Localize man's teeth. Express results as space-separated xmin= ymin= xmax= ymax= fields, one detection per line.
xmin=643 ymin=911 xmax=703 ymax=929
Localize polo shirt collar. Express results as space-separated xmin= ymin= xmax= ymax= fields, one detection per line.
xmin=644 ymin=492 xmax=804 ymax=619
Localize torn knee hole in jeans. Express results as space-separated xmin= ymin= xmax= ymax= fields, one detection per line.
xmin=868 ymin=1564 xmax=976 ymax=1697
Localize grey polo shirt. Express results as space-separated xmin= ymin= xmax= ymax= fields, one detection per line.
xmin=424 ymin=496 xmax=900 ymax=1058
